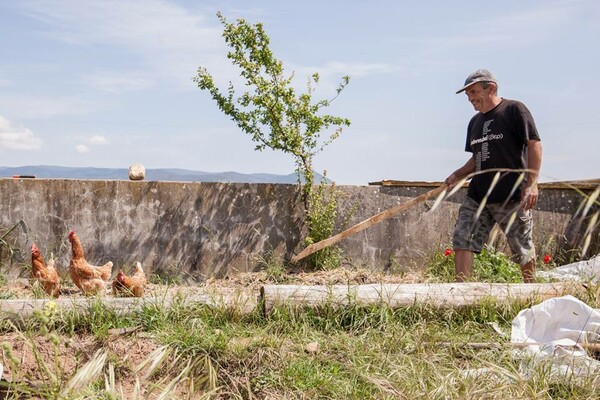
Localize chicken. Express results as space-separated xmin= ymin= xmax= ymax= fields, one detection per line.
xmin=30 ymin=243 xmax=61 ymax=298
xmin=112 ymin=262 xmax=147 ymax=297
xmin=68 ymin=230 xmax=113 ymax=295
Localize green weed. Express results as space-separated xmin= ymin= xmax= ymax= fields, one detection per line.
xmin=427 ymin=245 xmax=523 ymax=283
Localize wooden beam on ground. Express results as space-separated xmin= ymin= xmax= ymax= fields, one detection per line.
xmin=260 ymin=282 xmax=576 ymax=315
xmin=0 ymin=290 xmax=258 ymax=321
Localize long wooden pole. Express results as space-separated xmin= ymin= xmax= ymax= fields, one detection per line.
xmin=260 ymin=282 xmax=572 ymax=315
xmin=291 ymin=184 xmax=447 ymax=263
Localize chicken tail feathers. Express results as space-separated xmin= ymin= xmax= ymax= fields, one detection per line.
xmin=100 ymin=261 xmax=114 ymax=281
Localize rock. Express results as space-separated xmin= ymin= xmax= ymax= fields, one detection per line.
xmin=128 ymin=163 xmax=145 ymax=181
xmin=305 ymin=341 xmax=319 ymax=355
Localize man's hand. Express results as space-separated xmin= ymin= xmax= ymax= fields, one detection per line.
xmin=445 ymin=158 xmax=475 ymax=189
xmin=521 ymin=184 xmax=539 ymax=210
xmin=444 ymin=173 xmax=458 ymax=187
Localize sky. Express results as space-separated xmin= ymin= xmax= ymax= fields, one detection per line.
xmin=0 ymin=0 xmax=598 ymax=185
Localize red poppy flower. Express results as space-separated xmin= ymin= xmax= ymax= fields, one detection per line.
xmin=444 ymin=248 xmax=453 ymax=257
xmin=543 ymin=254 xmax=552 ymax=264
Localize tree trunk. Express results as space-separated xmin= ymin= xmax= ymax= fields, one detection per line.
xmin=260 ymin=282 xmax=575 ymax=315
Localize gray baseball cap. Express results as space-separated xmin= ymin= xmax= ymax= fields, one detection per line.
xmin=455 ymin=69 xmax=497 ymax=94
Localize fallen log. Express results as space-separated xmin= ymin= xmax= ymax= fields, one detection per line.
xmin=260 ymin=282 xmax=576 ymax=315
xmin=0 ymin=289 xmax=258 ymax=321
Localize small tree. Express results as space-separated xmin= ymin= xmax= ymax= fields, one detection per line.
xmin=194 ymin=13 xmax=350 ymax=267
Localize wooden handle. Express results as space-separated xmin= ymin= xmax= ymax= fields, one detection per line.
xmin=291 ymin=184 xmax=447 ymax=263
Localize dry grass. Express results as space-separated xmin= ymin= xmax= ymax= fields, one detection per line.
xmin=0 ymin=263 xmax=599 ymax=399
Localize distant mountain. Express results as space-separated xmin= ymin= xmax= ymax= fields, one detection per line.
xmin=0 ymin=165 xmax=327 ymax=184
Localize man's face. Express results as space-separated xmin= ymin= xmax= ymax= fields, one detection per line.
xmin=464 ymin=82 xmax=495 ymax=112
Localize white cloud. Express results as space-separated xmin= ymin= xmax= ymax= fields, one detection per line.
xmin=0 ymin=116 xmax=43 ymax=151
xmin=73 ymin=134 xmax=109 ymax=154
xmin=75 ymin=144 xmax=90 ymax=153
xmin=89 ymin=135 xmax=109 ymax=145
xmin=18 ymin=1 xmax=398 ymax=95
xmin=22 ymin=0 xmax=219 ymax=48
xmin=21 ymin=0 xmax=225 ymax=88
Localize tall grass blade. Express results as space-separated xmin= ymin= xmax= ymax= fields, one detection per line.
xmin=156 ymin=359 xmax=193 ymax=400
xmin=506 ymin=172 xmax=526 ymax=203
xmin=62 ymin=349 xmax=107 ymax=395
xmin=429 ymin=188 xmax=448 ymax=213
xmin=475 ymin=172 xmax=501 ymax=221
xmin=503 ymin=211 xmax=518 ymax=237
xmin=581 ymin=211 xmax=599 ymax=257
xmin=104 ymin=363 xmax=116 ymax=397
xmin=133 ymin=345 xmax=172 ymax=380
xmin=447 ymin=177 xmax=468 ymax=198
xmin=582 ymin=187 xmax=600 ymax=218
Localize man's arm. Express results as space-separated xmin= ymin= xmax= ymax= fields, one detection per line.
xmin=521 ymin=140 xmax=542 ymax=210
xmin=445 ymin=157 xmax=476 ymax=187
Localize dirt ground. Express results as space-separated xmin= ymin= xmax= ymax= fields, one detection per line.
xmin=6 ymin=265 xmax=423 ymax=299
xmin=0 ymin=266 xmax=423 ymax=398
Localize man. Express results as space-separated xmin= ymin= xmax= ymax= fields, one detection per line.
xmin=445 ymin=69 xmax=542 ymax=283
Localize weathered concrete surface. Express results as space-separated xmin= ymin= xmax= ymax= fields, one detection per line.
xmin=0 ymin=178 xmax=598 ymax=281
xmin=0 ymin=179 xmax=303 ymax=281
xmin=337 ymin=182 xmax=599 ymax=270
xmin=334 ymin=185 xmax=460 ymax=269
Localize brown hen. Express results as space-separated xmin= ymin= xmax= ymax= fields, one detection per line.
xmin=112 ymin=261 xmax=147 ymax=297
xmin=30 ymin=243 xmax=61 ymax=298
xmin=68 ymin=230 xmax=113 ymax=295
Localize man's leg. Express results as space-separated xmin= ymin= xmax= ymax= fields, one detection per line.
xmin=455 ymin=249 xmax=474 ymax=282
xmin=452 ymin=197 xmax=492 ymax=283
xmin=520 ymin=259 xmax=536 ymax=283
xmin=494 ymin=202 xmax=536 ymax=283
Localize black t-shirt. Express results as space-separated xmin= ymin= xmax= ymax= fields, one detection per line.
xmin=465 ymin=99 xmax=541 ymax=203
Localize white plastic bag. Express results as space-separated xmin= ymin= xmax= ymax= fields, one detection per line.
xmin=538 ymin=254 xmax=600 ymax=282
xmin=511 ymin=295 xmax=600 ymax=379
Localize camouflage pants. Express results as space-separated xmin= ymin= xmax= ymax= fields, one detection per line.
xmin=451 ymin=196 xmax=536 ymax=266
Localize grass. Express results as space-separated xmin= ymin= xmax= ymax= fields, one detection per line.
xmin=0 ymin=281 xmax=599 ymax=399
xmin=0 ymin=247 xmax=598 ymax=398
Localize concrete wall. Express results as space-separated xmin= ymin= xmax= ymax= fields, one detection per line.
xmin=338 ymin=182 xmax=599 ymax=271
xmin=0 ymin=178 xmax=598 ymax=281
